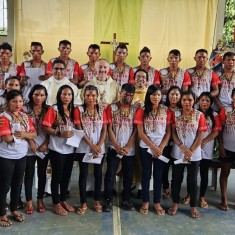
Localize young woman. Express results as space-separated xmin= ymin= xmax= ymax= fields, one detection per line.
xmin=23 ymin=84 xmax=50 ymax=214
xmin=162 ymin=86 xmax=181 ymax=199
xmin=219 ymin=88 xmax=235 ymax=210
xmin=0 ymin=76 xmax=21 ymax=113
xmin=134 ymin=85 xmax=171 ymax=215
xmin=74 ymin=85 xmax=107 ymax=215
xmin=168 ymin=90 xmax=207 ymax=219
xmin=180 ymin=92 xmax=222 ymax=207
xmin=42 ymin=85 xmax=75 ymax=216
xmin=0 ymin=90 xmax=36 ymax=227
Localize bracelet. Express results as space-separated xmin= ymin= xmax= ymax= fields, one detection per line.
xmin=178 ymin=142 xmax=183 ymax=147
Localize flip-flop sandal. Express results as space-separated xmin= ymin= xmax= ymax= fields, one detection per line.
xmin=60 ymin=202 xmax=75 ymax=212
xmin=219 ymin=203 xmax=229 ymax=211
xmin=168 ymin=208 xmax=177 ymax=216
xmin=94 ymin=203 xmax=102 ymax=213
xmin=191 ymin=210 xmax=200 ymax=219
xmin=53 ymin=204 xmax=68 ymax=216
xmin=25 ymin=206 xmax=34 ymax=215
xmin=37 ymin=200 xmax=46 ymax=213
xmin=10 ymin=213 xmax=25 ymax=222
xmin=76 ymin=207 xmax=87 ymax=215
xmin=139 ymin=207 xmax=148 ymax=215
xmin=200 ymin=201 xmax=208 ymax=208
xmin=181 ymin=197 xmax=190 ymax=205
xmin=0 ymin=218 xmax=12 ymax=227
xmin=155 ymin=209 xmax=165 ymax=216
xmin=162 ymin=192 xmax=170 ymax=199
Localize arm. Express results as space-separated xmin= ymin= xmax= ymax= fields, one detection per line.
xmin=211 ymin=85 xmax=219 ymax=97
xmin=158 ymin=124 xmax=171 ymax=150
xmin=108 ymin=123 xmax=123 ymax=155
xmin=14 ymin=131 xmax=37 ymax=140
xmin=201 ymin=130 xmax=219 ymax=147
xmin=190 ymin=131 xmax=203 ymax=154
xmin=122 ymin=126 xmax=137 ymax=155
xmin=137 ymin=124 xmax=162 ymax=157
xmin=42 ymin=126 xmax=73 ymax=138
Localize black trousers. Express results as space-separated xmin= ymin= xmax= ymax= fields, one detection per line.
xmin=24 ymin=154 xmax=49 ymax=201
xmin=172 ymin=161 xmax=200 ymax=207
xmin=76 ymin=153 xmax=104 ymax=204
xmin=199 ymin=159 xmax=212 ymax=197
xmin=104 ymin=148 xmax=134 ymax=201
xmin=0 ymin=156 xmax=26 ymax=216
xmin=49 ymin=150 xmax=74 ymax=204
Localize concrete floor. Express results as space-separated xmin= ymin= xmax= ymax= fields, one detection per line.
xmin=1 ymin=166 xmax=235 ymax=235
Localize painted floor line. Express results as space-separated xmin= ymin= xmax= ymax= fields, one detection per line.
xmin=113 ymin=176 xmax=122 ymax=235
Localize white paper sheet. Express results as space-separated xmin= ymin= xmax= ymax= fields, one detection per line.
xmin=66 ymin=129 xmax=85 ymax=147
xmin=174 ymin=158 xmax=190 ymax=164
xmin=35 ymin=151 xmax=46 ymax=159
xmin=147 ymin=148 xmax=169 ymax=163
xmin=82 ymin=153 xmax=104 ymax=164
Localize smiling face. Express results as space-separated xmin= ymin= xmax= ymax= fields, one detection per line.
xmin=8 ymin=95 xmax=24 ymax=113
xmin=168 ymin=88 xmax=181 ymax=105
xmin=53 ymin=63 xmax=66 ymax=80
xmin=135 ymin=71 xmax=147 ymax=89
xmin=95 ymin=59 xmax=109 ymax=81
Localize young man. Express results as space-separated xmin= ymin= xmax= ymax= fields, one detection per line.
xmin=109 ymin=44 xmax=134 ymax=86
xmin=82 ymin=59 xmax=119 ymax=109
xmin=41 ymin=59 xmax=81 ymax=106
xmin=214 ymin=52 xmax=235 ymax=110
xmin=159 ymin=49 xmax=191 ymax=103
xmin=20 ymin=42 xmax=47 ymax=101
xmin=133 ymin=47 xmax=160 ymax=87
xmin=0 ymin=42 xmax=20 ymax=94
xmin=104 ymin=83 xmax=137 ymax=211
xmin=78 ymin=44 xmax=101 ymax=88
xmin=132 ymin=69 xmax=148 ymax=107
xmin=46 ymin=40 xmax=80 ymax=85
xmin=187 ymin=49 xmax=220 ymax=101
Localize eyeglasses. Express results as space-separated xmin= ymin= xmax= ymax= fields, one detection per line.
xmin=53 ymin=67 xmax=65 ymax=71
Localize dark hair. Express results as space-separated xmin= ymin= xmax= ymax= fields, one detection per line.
xmin=195 ymin=49 xmax=208 ymax=55
xmin=180 ymin=90 xmax=196 ymax=104
xmin=30 ymin=42 xmax=43 ymax=48
xmin=0 ymin=42 xmax=12 ymax=52
xmin=88 ymin=44 xmax=100 ymax=51
xmin=223 ymin=51 xmax=235 ymax=60
xmin=121 ymin=83 xmax=135 ymax=93
xmin=198 ymin=92 xmax=215 ymax=128
xmin=56 ymin=85 xmax=74 ymax=124
xmin=168 ymin=49 xmax=181 ymax=58
xmin=4 ymin=76 xmax=19 ymax=85
xmin=232 ymin=88 xmax=235 ymax=97
xmin=115 ymin=43 xmax=128 ymax=52
xmin=52 ymin=59 xmax=66 ymax=68
xmin=59 ymin=40 xmax=71 ymax=47
xmin=144 ymin=85 xmax=161 ymax=117
xmin=134 ymin=69 xmax=149 ymax=81
xmin=27 ymin=84 xmax=48 ymax=110
xmin=140 ymin=47 xmax=150 ymax=54
xmin=165 ymin=86 xmax=181 ymax=107
xmin=83 ymin=85 xmax=99 ymax=113
xmin=6 ymin=89 xmax=22 ymax=102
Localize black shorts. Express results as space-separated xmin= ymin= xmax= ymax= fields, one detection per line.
xmin=218 ymin=149 xmax=235 ymax=163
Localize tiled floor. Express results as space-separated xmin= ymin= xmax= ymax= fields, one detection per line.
xmin=1 ymin=166 xmax=235 ymax=235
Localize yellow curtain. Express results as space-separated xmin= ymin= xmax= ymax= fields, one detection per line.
xmin=14 ymin=0 xmax=218 ymax=69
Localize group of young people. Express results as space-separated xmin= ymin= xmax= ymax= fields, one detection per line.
xmin=0 ymin=39 xmax=235 ymax=227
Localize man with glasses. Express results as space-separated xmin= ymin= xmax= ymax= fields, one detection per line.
xmin=41 ymin=59 xmax=81 ymax=106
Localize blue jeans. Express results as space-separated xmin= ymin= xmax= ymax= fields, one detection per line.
xmin=140 ymin=148 xmax=166 ymax=203
xmin=104 ymin=148 xmax=134 ymax=201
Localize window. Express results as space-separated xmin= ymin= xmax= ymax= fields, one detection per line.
xmin=0 ymin=0 xmax=7 ymax=36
